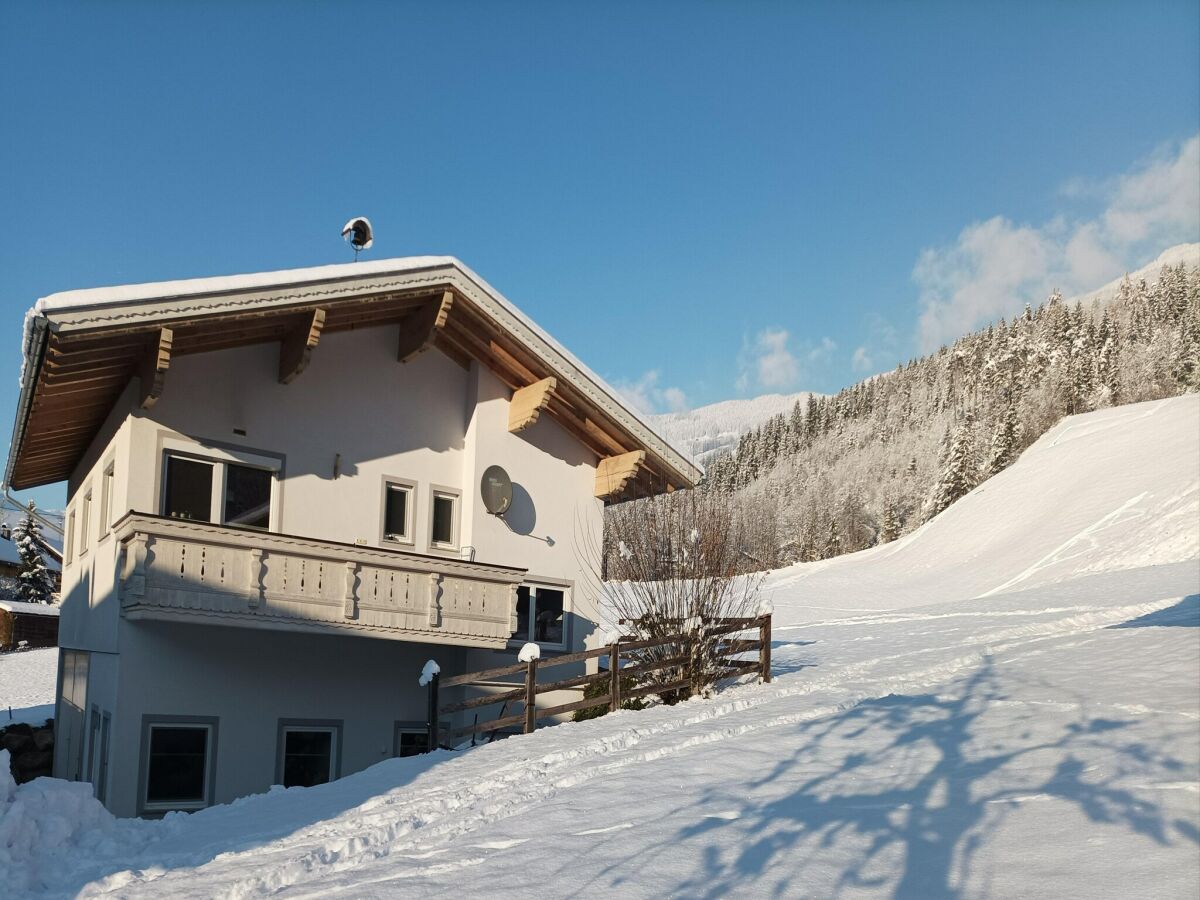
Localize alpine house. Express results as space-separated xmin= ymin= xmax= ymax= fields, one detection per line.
xmin=5 ymin=257 xmax=699 ymax=817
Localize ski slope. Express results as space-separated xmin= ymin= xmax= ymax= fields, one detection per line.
xmin=2 ymin=397 xmax=1198 ymax=898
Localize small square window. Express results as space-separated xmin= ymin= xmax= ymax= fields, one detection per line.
xmin=430 ymin=491 xmax=458 ymax=549
xmin=382 ymin=482 xmax=413 ymax=543
xmin=278 ymin=723 xmax=340 ymax=788
xmin=145 ymin=723 xmax=212 ymax=810
xmin=512 ymin=583 xmax=569 ymax=649
xmin=394 ymin=726 xmax=429 ymax=758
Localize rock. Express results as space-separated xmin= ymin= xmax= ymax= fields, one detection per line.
xmin=13 ymin=749 xmax=52 ymax=775
xmin=32 ymin=728 xmax=54 ymax=751
xmin=2 ymin=731 xmax=33 ymax=754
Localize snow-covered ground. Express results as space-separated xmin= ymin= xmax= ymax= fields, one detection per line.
xmin=2 ymin=396 xmax=1198 ymax=898
xmin=0 ymin=647 xmax=57 ymax=726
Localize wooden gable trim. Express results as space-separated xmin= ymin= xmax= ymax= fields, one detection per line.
xmin=137 ymin=328 xmax=173 ymax=409
xmin=278 ymin=308 xmax=326 ymax=384
xmin=398 ymin=291 xmax=454 ymax=363
xmin=508 ymin=377 xmax=557 ymax=433
xmin=595 ymin=450 xmax=645 ymax=499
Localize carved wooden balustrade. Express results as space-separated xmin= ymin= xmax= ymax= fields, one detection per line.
xmin=113 ymin=513 xmax=524 ymax=648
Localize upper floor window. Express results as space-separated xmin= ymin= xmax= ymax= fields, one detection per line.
xmin=79 ymin=490 xmax=91 ymax=555
xmin=100 ymin=461 xmax=115 ymax=536
xmin=513 ymin=582 xmax=568 ymax=650
xmin=161 ymin=443 xmax=279 ymax=531
xmin=381 ymin=480 xmax=414 ymax=545
xmin=429 ymin=488 xmax=459 ymax=551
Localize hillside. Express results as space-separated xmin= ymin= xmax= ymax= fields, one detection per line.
xmin=697 ymin=249 xmax=1200 ymax=569
xmin=649 ymin=391 xmax=818 ymax=464
xmin=3 ymin=396 xmax=1197 ymax=897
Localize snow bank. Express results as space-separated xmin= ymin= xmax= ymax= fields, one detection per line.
xmin=1 ymin=647 xmax=58 ymax=724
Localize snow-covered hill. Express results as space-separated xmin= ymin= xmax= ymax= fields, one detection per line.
xmin=3 ymin=397 xmax=1198 ymax=898
xmin=1068 ymin=242 xmax=1200 ymax=309
xmin=649 ymin=391 xmax=818 ymax=464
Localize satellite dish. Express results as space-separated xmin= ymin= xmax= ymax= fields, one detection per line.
xmin=341 ymin=216 xmax=374 ymax=258
xmin=481 ymin=465 xmax=513 ymax=516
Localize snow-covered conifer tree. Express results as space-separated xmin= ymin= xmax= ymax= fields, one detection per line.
xmin=12 ymin=503 xmax=55 ymax=604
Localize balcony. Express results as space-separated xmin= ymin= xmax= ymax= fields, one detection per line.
xmin=113 ymin=513 xmax=525 ymax=648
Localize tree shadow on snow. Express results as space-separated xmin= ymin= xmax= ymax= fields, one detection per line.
xmin=590 ymin=656 xmax=1196 ymax=899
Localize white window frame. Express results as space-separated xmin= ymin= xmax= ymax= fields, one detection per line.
xmin=427 ymin=486 xmax=461 ymax=552
xmin=79 ymin=488 xmax=92 ymax=556
xmin=142 ymin=720 xmax=215 ymax=814
xmin=159 ymin=439 xmax=281 ymax=531
xmin=509 ymin=580 xmax=571 ymax=652
xmin=64 ymin=509 xmax=75 ymax=565
xmin=392 ymin=722 xmax=430 ymax=758
xmin=380 ymin=478 xmax=415 ymax=546
xmin=100 ymin=460 xmax=115 ymax=537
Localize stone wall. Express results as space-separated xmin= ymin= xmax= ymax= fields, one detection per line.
xmin=1 ymin=719 xmax=54 ymax=783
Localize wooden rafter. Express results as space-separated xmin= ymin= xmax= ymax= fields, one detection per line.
xmin=508 ymin=377 xmax=557 ymax=433
xmin=595 ymin=450 xmax=645 ymax=499
xmin=137 ymin=328 xmax=173 ymax=409
xmin=398 ymin=291 xmax=454 ymax=363
xmin=278 ymin=308 xmax=326 ymax=384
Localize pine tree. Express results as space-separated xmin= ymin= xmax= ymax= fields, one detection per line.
xmin=822 ymin=518 xmax=842 ymax=559
xmin=880 ymin=498 xmax=900 ymax=543
xmin=986 ymin=397 xmax=1021 ymax=476
xmin=927 ymin=413 xmax=977 ymax=519
xmin=12 ymin=502 xmax=55 ymax=604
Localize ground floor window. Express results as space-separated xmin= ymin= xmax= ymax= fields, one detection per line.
xmin=512 ymin=582 xmax=568 ymax=649
xmin=394 ymin=723 xmax=430 ymax=758
xmin=142 ymin=719 xmax=216 ymax=813
xmin=277 ymin=721 xmax=341 ymax=788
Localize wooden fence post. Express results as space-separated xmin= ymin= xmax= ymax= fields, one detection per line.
xmin=609 ymin=641 xmax=621 ymax=712
xmin=426 ymin=670 xmax=440 ymax=751
xmin=760 ymin=615 xmax=772 ymax=684
xmin=524 ymin=658 xmax=538 ymax=733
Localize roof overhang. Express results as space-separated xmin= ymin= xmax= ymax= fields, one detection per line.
xmin=6 ymin=257 xmax=702 ymax=498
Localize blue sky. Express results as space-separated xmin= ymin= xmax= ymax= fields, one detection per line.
xmin=2 ymin=1 xmax=1198 ymax=509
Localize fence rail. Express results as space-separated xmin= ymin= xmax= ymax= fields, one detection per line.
xmin=424 ymin=614 xmax=772 ymax=750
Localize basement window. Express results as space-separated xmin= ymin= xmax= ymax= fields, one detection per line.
xmin=393 ymin=723 xmax=430 ymax=758
xmin=512 ymin=583 xmax=567 ymax=650
xmin=277 ymin=722 xmax=340 ymax=788
xmin=142 ymin=721 xmax=215 ymax=813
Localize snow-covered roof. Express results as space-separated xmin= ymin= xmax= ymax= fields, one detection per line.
xmin=0 ymin=599 xmax=60 ymax=617
xmin=10 ymin=257 xmax=702 ymax=493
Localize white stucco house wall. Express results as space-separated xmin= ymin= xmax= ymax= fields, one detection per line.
xmin=5 ymin=257 xmax=699 ymax=817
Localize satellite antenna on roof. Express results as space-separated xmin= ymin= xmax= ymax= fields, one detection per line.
xmin=341 ymin=216 xmax=374 ymax=260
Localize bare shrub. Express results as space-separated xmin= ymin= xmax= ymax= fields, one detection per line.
xmin=595 ymin=489 xmax=764 ymax=699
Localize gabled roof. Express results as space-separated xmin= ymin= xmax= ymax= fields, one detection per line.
xmin=7 ymin=257 xmax=702 ymax=497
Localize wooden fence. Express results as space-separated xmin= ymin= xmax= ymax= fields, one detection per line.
xmin=425 ymin=614 xmax=772 ymax=750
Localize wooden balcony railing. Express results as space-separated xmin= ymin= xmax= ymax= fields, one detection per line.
xmin=113 ymin=512 xmax=525 ymax=648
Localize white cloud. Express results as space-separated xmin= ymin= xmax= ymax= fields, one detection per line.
xmin=756 ymin=328 xmax=800 ymax=389
xmin=612 ymin=370 xmax=688 ymax=415
xmin=851 ymin=346 xmax=872 ymax=372
xmin=738 ymin=328 xmax=835 ymax=392
xmin=914 ymin=134 xmax=1200 ymax=351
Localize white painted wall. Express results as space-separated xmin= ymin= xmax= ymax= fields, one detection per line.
xmin=52 ymin=323 xmax=609 ymax=811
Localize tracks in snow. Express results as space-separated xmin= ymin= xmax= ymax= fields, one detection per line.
xmin=92 ymin=595 xmax=1187 ymax=899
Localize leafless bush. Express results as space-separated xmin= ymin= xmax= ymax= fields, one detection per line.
xmin=587 ymin=489 xmax=764 ymax=699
